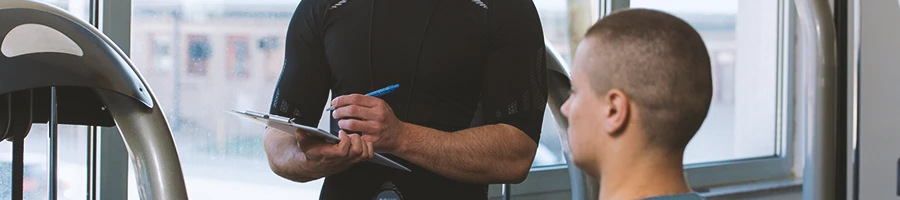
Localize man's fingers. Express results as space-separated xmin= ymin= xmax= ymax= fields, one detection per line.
xmin=361 ymin=134 xmax=376 ymax=143
xmin=332 ymin=94 xmax=381 ymax=109
xmin=332 ymin=105 xmax=379 ymax=121
xmin=365 ymin=141 xmax=375 ymax=160
xmin=359 ymin=140 xmax=369 ymax=162
xmin=300 ymin=142 xmax=331 ymax=160
xmin=338 ymin=119 xmax=381 ymax=133
xmin=295 ymin=129 xmax=329 ymax=151
xmin=353 ymin=140 xmax=373 ymax=163
xmin=348 ymin=134 xmax=364 ymax=158
xmin=327 ymin=131 xmax=352 ymax=157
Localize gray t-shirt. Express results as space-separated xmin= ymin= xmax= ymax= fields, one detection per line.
xmin=644 ymin=193 xmax=705 ymax=200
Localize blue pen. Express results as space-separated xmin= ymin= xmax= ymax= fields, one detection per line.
xmin=326 ymin=84 xmax=400 ymax=111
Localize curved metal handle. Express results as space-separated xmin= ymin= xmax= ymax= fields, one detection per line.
xmin=793 ymin=0 xmax=838 ymax=199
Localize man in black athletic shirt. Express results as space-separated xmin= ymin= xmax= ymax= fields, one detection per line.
xmin=262 ymin=0 xmax=547 ymax=199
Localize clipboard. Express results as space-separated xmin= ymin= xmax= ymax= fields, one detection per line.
xmin=227 ymin=110 xmax=411 ymax=172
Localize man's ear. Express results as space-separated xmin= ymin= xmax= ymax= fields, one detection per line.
xmin=604 ymin=89 xmax=629 ymax=135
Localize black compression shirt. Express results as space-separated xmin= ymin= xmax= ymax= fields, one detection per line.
xmin=269 ymin=0 xmax=547 ymax=199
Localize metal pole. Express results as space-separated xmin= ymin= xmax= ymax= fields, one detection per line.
xmin=12 ymin=136 xmax=24 ymax=200
xmin=49 ymin=86 xmax=59 ymax=200
xmin=87 ymin=126 xmax=98 ymax=200
xmin=793 ymin=0 xmax=838 ymax=199
xmin=88 ymin=1 xmax=99 ymax=198
xmin=833 ymin=0 xmax=849 ymax=198
xmin=501 ymin=184 xmax=511 ymax=200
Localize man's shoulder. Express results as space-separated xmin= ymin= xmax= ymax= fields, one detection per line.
xmin=643 ymin=193 xmax=705 ymax=200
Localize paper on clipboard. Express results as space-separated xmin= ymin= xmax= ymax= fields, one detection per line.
xmin=227 ymin=110 xmax=411 ymax=172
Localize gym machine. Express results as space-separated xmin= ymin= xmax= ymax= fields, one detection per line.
xmin=0 ymin=0 xmax=188 ymax=199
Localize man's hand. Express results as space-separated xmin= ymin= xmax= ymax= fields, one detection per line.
xmin=331 ymin=94 xmax=406 ymax=153
xmin=294 ymin=129 xmax=375 ymax=177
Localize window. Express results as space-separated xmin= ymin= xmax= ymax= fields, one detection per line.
xmin=149 ymin=35 xmax=174 ymax=74
xmin=257 ymin=36 xmax=283 ymax=81
xmin=529 ymin=0 xmax=602 ymax=169
xmin=626 ymin=0 xmax=794 ymax=189
xmin=498 ymin=0 xmax=793 ymax=198
xmin=131 ymin=1 xmax=320 ymax=199
xmin=1 ymin=1 xmax=91 ymax=200
xmin=0 ymin=125 xmax=90 ymax=200
xmin=631 ymin=0 xmax=781 ymax=164
xmin=187 ymin=35 xmax=212 ymax=76
xmin=226 ymin=36 xmax=251 ymax=79
xmin=34 ymin=0 xmax=91 ymax=19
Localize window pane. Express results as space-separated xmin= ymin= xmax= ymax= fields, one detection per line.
xmin=630 ymin=0 xmax=779 ymax=164
xmin=531 ymin=106 xmax=567 ymax=167
xmin=131 ymin=1 xmax=322 ymax=199
xmin=536 ymin=0 xmax=571 ymax=63
xmin=0 ymin=125 xmax=89 ymax=200
xmin=0 ymin=1 xmax=92 ymax=199
xmin=529 ymin=0 xmax=593 ymax=168
xmin=33 ymin=0 xmax=91 ymax=20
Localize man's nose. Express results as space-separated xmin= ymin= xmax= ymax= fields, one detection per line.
xmin=561 ymin=97 xmax=571 ymax=117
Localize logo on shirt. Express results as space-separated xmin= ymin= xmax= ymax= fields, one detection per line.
xmin=330 ymin=0 xmax=350 ymax=10
xmin=471 ymin=0 xmax=488 ymax=9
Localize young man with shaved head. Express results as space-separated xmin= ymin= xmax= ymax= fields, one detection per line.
xmin=561 ymin=9 xmax=712 ymax=200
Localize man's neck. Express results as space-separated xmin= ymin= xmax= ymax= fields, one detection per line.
xmin=597 ymin=150 xmax=692 ymax=200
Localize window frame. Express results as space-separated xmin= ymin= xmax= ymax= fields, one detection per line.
xmin=92 ymin=0 xmax=132 ymax=199
xmin=490 ymin=0 xmax=798 ymax=198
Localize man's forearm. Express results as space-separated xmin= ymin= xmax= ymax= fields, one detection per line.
xmin=394 ymin=123 xmax=538 ymax=184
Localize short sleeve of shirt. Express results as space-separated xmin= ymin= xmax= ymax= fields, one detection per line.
xmin=481 ymin=0 xmax=547 ymax=144
xmin=269 ymin=0 xmax=331 ymax=127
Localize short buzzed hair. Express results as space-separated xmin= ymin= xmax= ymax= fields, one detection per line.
xmin=582 ymin=9 xmax=712 ymax=150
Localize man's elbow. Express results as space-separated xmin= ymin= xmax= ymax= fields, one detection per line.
xmin=493 ymin=149 xmax=537 ymax=184
xmin=268 ymin=161 xmax=318 ymax=183
xmin=511 ymin=155 xmax=536 ymax=183
xmin=484 ymin=158 xmax=532 ymax=184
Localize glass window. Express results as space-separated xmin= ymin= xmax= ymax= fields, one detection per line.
xmin=34 ymin=0 xmax=91 ymax=20
xmin=226 ymin=36 xmax=251 ymax=80
xmin=529 ymin=0 xmax=601 ymax=168
xmin=0 ymin=1 xmax=91 ymax=200
xmin=536 ymin=0 xmax=571 ymax=62
xmin=187 ymin=35 xmax=212 ymax=77
xmin=531 ymin=108 xmax=566 ymax=167
xmin=630 ymin=0 xmax=781 ymax=164
xmin=0 ymin=125 xmax=89 ymax=200
xmin=149 ymin=35 xmax=175 ymax=74
xmin=131 ymin=1 xmax=323 ymax=199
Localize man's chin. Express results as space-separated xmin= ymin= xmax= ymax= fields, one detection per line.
xmin=572 ymin=158 xmax=600 ymax=178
